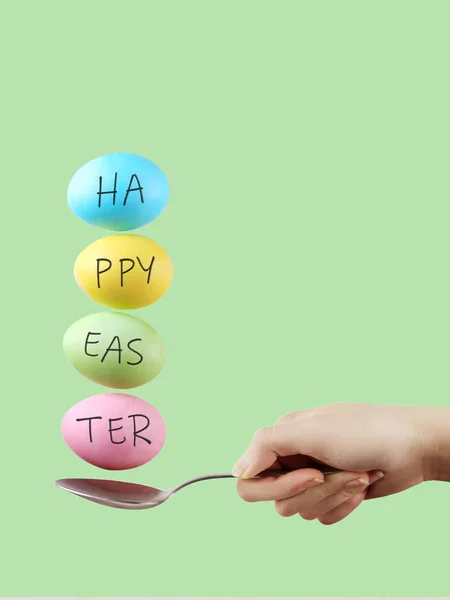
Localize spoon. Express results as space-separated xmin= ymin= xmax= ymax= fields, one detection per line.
xmin=55 ymin=466 xmax=339 ymax=510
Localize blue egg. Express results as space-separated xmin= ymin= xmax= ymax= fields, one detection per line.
xmin=67 ymin=153 xmax=169 ymax=231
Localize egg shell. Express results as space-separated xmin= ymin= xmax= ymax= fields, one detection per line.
xmin=63 ymin=312 xmax=166 ymax=389
xmin=67 ymin=153 xmax=169 ymax=231
xmin=74 ymin=234 xmax=173 ymax=309
xmin=61 ymin=393 xmax=166 ymax=470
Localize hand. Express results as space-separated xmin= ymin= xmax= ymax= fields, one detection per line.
xmin=232 ymin=403 xmax=448 ymax=525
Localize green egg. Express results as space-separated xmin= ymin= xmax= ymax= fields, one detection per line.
xmin=63 ymin=312 xmax=166 ymax=389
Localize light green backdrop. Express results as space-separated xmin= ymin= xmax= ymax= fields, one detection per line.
xmin=1 ymin=0 xmax=450 ymax=596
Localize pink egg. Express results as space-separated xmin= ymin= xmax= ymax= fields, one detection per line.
xmin=61 ymin=393 xmax=166 ymax=470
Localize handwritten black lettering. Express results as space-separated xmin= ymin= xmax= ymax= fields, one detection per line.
xmin=108 ymin=418 xmax=126 ymax=444
xmin=96 ymin=258 xmax=112 ymax=288
xmin=123 ymin=174 xmax=144 ymax=206
xmin=127 ymin=338 xmax=143 ymax=366
xmin=84 ymin=332 xmax=100 ymax=357
xmin=76 ymin=416 xmax=102 ymax=443
xmin=97 ymin=173 xmax=118 ymax=207
xmin=101 ymin=336 xmax=122 ymax=363
xmin=128 ymin=414 xmax=151 ymax=446
xmin=136 ymin=256 xmax=155 ymax=284
xmin=119 ymin=258 xmax=135 ymax=286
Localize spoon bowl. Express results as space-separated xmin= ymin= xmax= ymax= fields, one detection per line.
xmin=56 ymin=478 xmax=169 ymax=509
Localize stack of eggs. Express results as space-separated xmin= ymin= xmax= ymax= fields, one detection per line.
xmin=62 ymin=153 xmax=171 ymax=471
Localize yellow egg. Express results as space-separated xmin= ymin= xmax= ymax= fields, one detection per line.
xmin=74 ymin=234 xmax=173 ymax=309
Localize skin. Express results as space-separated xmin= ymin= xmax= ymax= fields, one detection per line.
xmin=232 ymin=403 xmax=450 ymax=525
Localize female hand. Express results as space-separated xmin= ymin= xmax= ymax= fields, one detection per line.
xmin=232 ymin=403 xmax=448 ymax=525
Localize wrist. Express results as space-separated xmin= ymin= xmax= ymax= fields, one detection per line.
xmin=415 ymin=406 xmax=450 ymax=482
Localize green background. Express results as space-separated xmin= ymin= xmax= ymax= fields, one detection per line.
xmin=1 ymin=0 xmax=449 ymax=596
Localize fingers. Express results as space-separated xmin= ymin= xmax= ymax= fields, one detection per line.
xmin=237 ymin=468 xmax=325 ymax=502
xmin=232 ymin=421 xmax=321 ymax=479
xmin=309 ymin=467 xmax=385 ymax=525
xmin=275 ymin=471 xmax=370 ymax=518
xmin=318 ymin=492 xmax=366 ymax=525
xmin=316 ymin=467 xmax=385 ymax=525
xmin=236 ymin=465 xmax=385 ymax=525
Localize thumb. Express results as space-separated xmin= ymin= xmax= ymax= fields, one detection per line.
xmin=232 ymin=421 xmax=320 ymax=479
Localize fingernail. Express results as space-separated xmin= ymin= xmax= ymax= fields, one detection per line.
xmin=240 ymin=469 xmax=253 ymax=480
xmin=345 ymin=477 xmax=370 ymax=490
xmin=373 ymin=470 xmax=384 ymax=481
xmin=232 ymin=458 xmax=249 ymax=478
xmin=305 ymin=477 xmax=325 ymax=488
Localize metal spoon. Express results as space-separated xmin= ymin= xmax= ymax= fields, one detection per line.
xmin=55 ymin=466 xmax=339 ymax=510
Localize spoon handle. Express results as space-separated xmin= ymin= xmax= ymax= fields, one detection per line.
xmin=171 ymin=466 xmax=341 ymax=494
xmin=171 ymin=472 xmax=236 ymax=494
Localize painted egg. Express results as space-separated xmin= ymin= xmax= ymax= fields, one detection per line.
xmin=63 ymin=312 xmax=166 ymax=389
xmin=61 ymin=393 xmax=166 ymax=470
xmin=67 ymin=153 xmax=169 ymax=231
xmin=74 ymin=234 xmax=173 ymax=309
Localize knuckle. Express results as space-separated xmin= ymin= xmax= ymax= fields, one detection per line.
xmin=236 ymin=483 xmax=256 ymax=503
xmin=298 ymin=509 xmax=316 ymax=521
xmin=318 ymin=517 xmax=335 ymax=526
xmin=316 ymin=403 xmax=342 ymax=415
xmin=275 ymin=501 xmax=294 ymax=518
xmin=287 ymin=483 xmax=305 ymax=496
xmin=276 ymin=411 xmax=301 ymax=424
xmin=341 ymin=490 xmax=356 ymax=502
xmin=253 ymin=426 xmax=273 ymax=444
